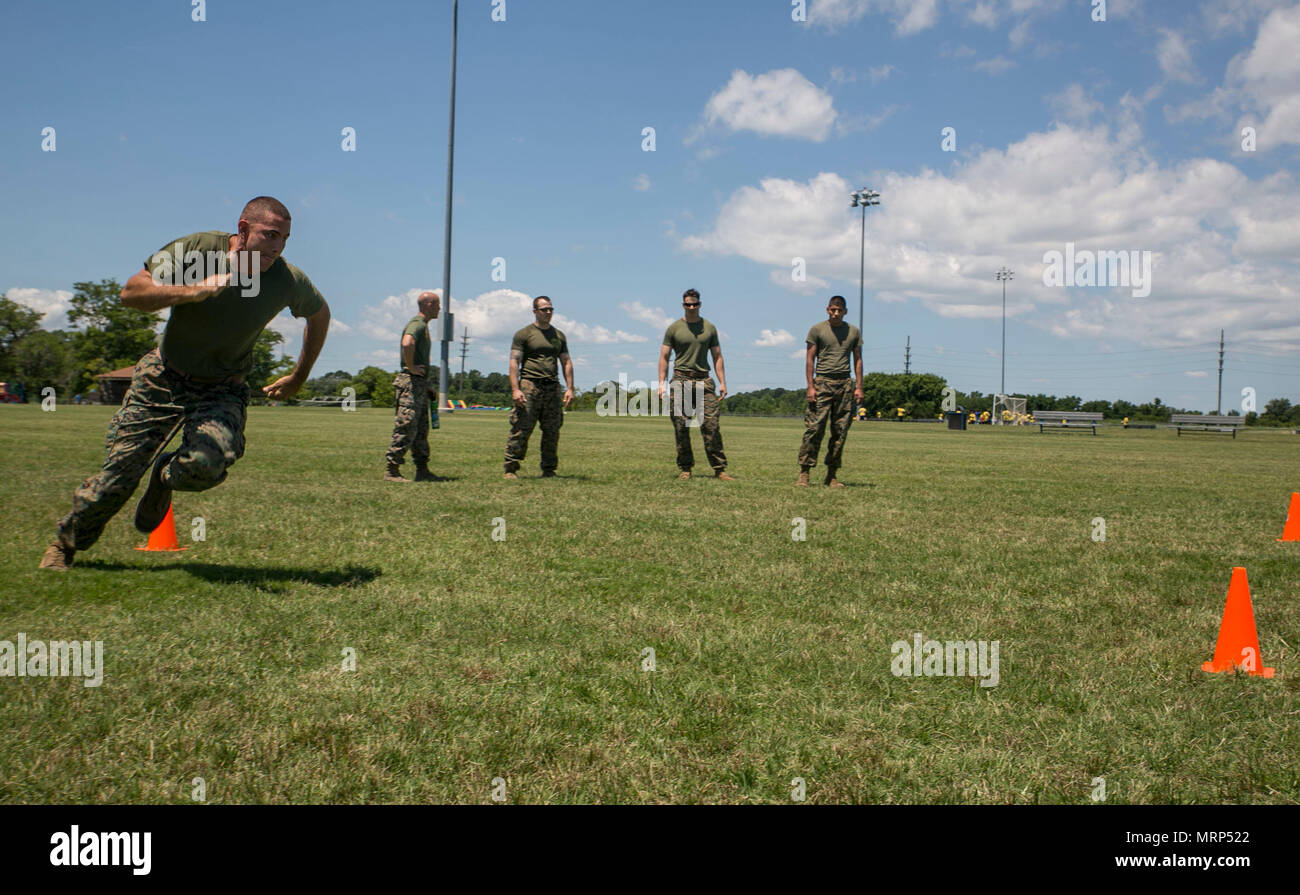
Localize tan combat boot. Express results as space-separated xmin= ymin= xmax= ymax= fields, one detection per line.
xmin=385 ymin=462 xmax=410 ymax=483
xmin=39 ymin=540 xmax=75 ymax=571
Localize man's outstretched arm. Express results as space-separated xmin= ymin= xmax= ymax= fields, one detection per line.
xmin=264 ymin=301 xmax=330 ymax=399
xmin=120 ymin=267 xmax=228 ymax=312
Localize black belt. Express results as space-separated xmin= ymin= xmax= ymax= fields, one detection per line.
xmin=815 ymin=373 xmax=851 ymax=381
xmin=522 ymin=377 xmax=559 ymax=385
xmin=672 ymin=370 xmax=712 ymax=380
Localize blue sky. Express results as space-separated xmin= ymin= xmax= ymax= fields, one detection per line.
xmin=3 ymin=0 xmax=1298 ymax=410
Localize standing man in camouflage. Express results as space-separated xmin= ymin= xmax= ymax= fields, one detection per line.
xmin=385 ymin=290 xmax=442 ymax=483
xmin=657 ymin=289 xmax=733 ymax=481
xmin=503 ymin=296 xmax=573 ymax=479
xmin=39 ymin=196 xmax=331 ymax=570
xmin=797 ymin=295 xmax=863 ymax=487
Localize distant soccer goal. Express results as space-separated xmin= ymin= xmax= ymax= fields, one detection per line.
xmin=992 ymin=394 xmax=1027 ymax=425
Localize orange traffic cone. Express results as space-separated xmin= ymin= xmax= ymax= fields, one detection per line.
xmin=1201 ymin=567 xmax=1273 ymax=678
xmin=1278 ymin=492 xmax=1300 ymax=542
xmin=134 ymin=504 xmax=189 ymax=553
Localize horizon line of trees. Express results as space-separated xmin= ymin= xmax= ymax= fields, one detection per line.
xmin=4 ymin=287 xmax=1297 ymax=425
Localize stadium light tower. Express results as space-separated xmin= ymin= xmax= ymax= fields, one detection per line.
xmin=849 ymin=189 xmax=881 ymax=334
xmin=996 ymin=266 xmax=1014 ymax=396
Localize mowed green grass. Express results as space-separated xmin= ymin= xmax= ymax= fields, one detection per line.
xmin=2 ymin=404 xmax=1297 ymax=804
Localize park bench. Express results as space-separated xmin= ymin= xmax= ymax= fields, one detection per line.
xmin=1035 ymin=411 xmax=1102 ymax=434
xmin=1169 ymin=414 xmax=1245 ymax=438
xmin=300 ymin=395 xmax=373 ymax=408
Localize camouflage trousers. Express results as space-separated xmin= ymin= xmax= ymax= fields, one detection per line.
xmin=385 ymin=372 xmax=430 ymax=466
xmin=504 ymin=378 xmax=563 ymax=473
xmin=798 ymin=377 xmax=856 ymax=471
xmin=55 ymin=349 xmax=249 ymax=550
xmin=669 ymin=374 xmax=726 ymax=473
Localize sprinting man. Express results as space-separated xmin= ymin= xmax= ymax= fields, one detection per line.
xmin=797 ymin=295 xmax=863 ymax=487
xmin=385 ymin=290 xmax=442 ymax=482
xmin=39 ymin=196 xmax=330 ymax=570
xmin=503 ymin=296 xmax=573 ymax=479
xmin=657 ymin=288 xmax=733 ymax=481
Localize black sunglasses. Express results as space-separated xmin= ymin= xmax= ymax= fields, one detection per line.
xmin=683 ymin=302 xmax=700 ymax=307
xmin=536 ymin=307 xmax=554 ymax=312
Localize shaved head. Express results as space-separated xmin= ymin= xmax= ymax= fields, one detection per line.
xmin=240 ymin=196 xmax=291 ymax=223
xmin=418 ymin=290 xmax=440 ymax=319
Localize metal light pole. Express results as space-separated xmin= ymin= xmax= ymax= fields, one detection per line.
xmin=438 ymin=0 xmax=459 ymax=411
xmin=996 ymin=266 xmax=1014 ymax=399
xmin=849 ymin=189 xmax=880 ymax=334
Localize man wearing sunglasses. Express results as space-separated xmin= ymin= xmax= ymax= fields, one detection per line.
xmin=503 ymin=295 xmax=574 ymax=479
xmin=657 ymin=288 xmax=733 ymax=481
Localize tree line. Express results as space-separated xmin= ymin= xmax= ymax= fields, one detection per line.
xmin=4 ymin=286 xmax=1295 ymax=424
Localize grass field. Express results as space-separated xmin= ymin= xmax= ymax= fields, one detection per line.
xmin=2 ymin=404 xmax=1297 ymax=804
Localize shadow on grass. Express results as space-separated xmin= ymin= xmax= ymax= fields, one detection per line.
xmin=77 ymin=560 xmax=380 ymax=588
xmin=506 ymin=474 xmax=593 ymax=481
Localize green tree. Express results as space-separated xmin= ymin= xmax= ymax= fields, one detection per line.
xmin=247 ymin=329 xmax=287 ymax=391
xmin=0 ymin=294 xmax=45 ymax=379
xmin=352 ymin=366 xmax=397 ymax=407
xmin=10 ymin=330 xmax=72 ymax=395
xmin=301 ymin=370 xmax=354 ymax=399
xmin=1262 ymin=397 xmax=1293 ymax=425
xmin=67 ymin=280 xmax=161 ymax=394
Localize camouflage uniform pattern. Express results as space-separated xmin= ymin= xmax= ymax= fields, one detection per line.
xmin=55 ymin=349 xmax=248 ymax=550
xmin=385 ymin=372 xmax=430 ymax=467
xmin=504 ymin=378 xmax=563 ymax=473
xmin=798 ymin=376 xmax=856 ymax=471
xmin=669 ymin=373 xmax=726 ymax=473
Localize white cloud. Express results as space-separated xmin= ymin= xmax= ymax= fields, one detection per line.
xmin=1156 ymin=29 xmax=1198 ymax=84
xmin=755 ymin=329 xmax=795 ymax=347
xmin=1170 ymin=6 xmax=1300 ymax=149
xmin=6 ymin=287 xmax=73 ymax=330
xmin=1185 ymin=370 xmax=1209 ymax=377
xmin=632 ymin=173 xmax=651 ymax=192
xmin=807 ymin=0 xmax=940 ymax=34
xmin=354 ymin=348 xmax=397 ymax=367
xmin=974 ymin=56 xmax=1017 ymax=75
xmin=357 ymin=288 xmax=442 ymax=341
xmin=1201 ymin=0 xmax=1294 ymax=37
xmin=676 ymin=118 xmax=1300 ymax=351
xmin=1048 ymin=84 xmax=1103 ymax=124
xmin=831 ymin=65 xmax=895 ymax=84
xmin=620 ymin=300 xmax=674 ymax=330
xmin=808 ymin=0 xmax=1062 ymax=35
xmin=700 ymin=69 xmax=837 ymax=142
xmin=769 ymin=269 xmax=830 ymax=295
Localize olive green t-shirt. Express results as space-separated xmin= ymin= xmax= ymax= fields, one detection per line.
xmin=662 ymin=318 xmax=719 ymax=374
xmin=806 ymin=320 xmax=861 ymax=377
xmin=402 ymin=315 xmax=431 ymax=371
xmin=512 ymin=323 xmax=568 ymax=381
xmin=145 ymin=231 xmax=325 ymax=380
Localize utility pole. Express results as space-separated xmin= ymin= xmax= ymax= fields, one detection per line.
xmin=437 ymin=0 xmax=459 ymax=413
xmin=457 ymin=327 xmax=470 ymax=402
xmin=904 ymin=335 xmax=911 ymax=374
xmin=1216 ymin=329 xmax=1224 ymax=414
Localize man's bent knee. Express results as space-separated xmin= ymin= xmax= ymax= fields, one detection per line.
xmin=169 ymin=446 xmax=234 ymax=491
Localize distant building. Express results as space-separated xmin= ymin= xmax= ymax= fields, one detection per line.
xmin=95 ymin=365 xmax=136 ymax=405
